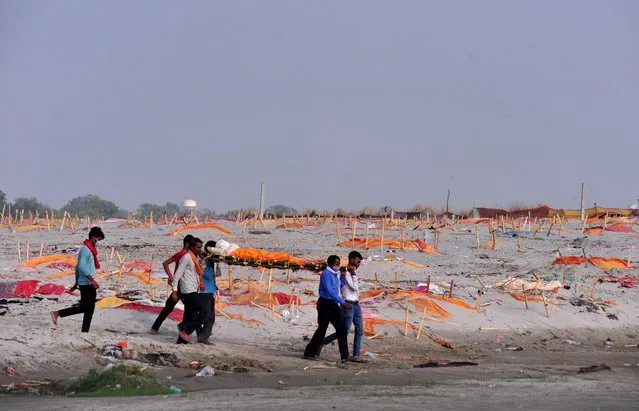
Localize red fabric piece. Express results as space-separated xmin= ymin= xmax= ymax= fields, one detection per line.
xmin=605 ymin=224 xmax=637 ymax=233
xmin=35 ymin=283 xmax=67 ymax=295
xmin=12 ymin=280 xmax=40 ymax=297
xmin=170 ymin=249 xmax=188 ymax=274
xmin=271 ymin=292 xmax=302 ymax=305
xmin=600 ymin=274 xmax=639 ymax=288
xmin=171 ymin=250 xmax=187 ymax=264
xmin=83 ymin=240 xmax=100 ymax=269
xmin=117 ymin=302 xmax=184 ymax=322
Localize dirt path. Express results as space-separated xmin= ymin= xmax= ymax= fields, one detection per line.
xmin=3 ymin=369 xmax=638 ymax=410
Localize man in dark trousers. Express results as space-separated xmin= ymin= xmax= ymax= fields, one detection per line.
xmin=172 ymin=237 xmax=206 ymax=343
xmin=303 ymin=255 xmax=350 ymax=362
xmin=151 ymin=234 xmax=194 ymax=334
xmin=50 ymin=227 xmax=105 ymax=332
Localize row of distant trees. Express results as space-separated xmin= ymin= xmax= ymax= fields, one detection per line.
xmin=0 ymin=190 xmax=194 ymax=219
xmin=0 ymin=190 xmax=128 ymax=218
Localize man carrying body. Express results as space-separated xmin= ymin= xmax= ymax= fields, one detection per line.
xmin=303 ymin=255 xmax=350 ymax=362
xmin=323 ymin=251 xmax=365 ymax=362
xmin=150 ymin=234 xmax=194 ymax=334
xmin=172 ymin=237 xmax=206 ymax=343
xmin=197 ymin=240 xmax=219 ymax=345
xmin=50 ymin=227 xmax=105 ymax=333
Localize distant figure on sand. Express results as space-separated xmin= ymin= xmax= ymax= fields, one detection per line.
xmin=323 ymin=250 xmax=366 ymax=362
xmin=150 ymin=234 xmax=194 ymax=334
xmin=50 ymin=227 xmax=105 ymax=333
xmin=172 ymin=237 xmax=207 ymax=343
xmin=303 ymin=255 xmax=350 ymax=362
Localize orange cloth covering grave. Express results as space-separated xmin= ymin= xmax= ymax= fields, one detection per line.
xmin=363 ymin=317 xmax=418 ymax=336
xmin=167 ymin=223 xmax=232 ymax=236
xmin=359 ymin=289 xmax=387 ymax=300
xmin=20 ymin=254 xmax=76 ymax=268
xmin=552 ymin=256 xmax=631 ymax=269
xmin=46 ymin=270 xmax=76 ymax=280
xmin=509 ymin=293 xmax=557 ymax=304
xmin=230 ymin=290 xmax=302 ymax=305
xmin=338 ymin=237 xmax=438 ymax=253
xmin=124 ymin=260 xmax=153 ymax=271
xmin=391 ymin=289 xmax=477 ymax=311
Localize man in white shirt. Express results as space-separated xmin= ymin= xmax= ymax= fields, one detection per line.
xmin=323 ymin=251 xmax=365 ymax=362
xmin=172 ymin=237 xmax=205 ymax=343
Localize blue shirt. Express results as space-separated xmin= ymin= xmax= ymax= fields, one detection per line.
xmin=75 ymin=245 xmax=96 ymax=286
xmin=318 ymin=267 xmax=345 ymax=304
xmin=202 ymin=260 xmax=217 ymax=294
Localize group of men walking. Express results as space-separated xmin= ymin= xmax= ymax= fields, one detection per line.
xmin=50 ymin=227 xmax=367 ymax=362
xmin=304 ymin=251 xmax=366 ymax=363
xmin=51 ymin=229 xmax=219 ymax=344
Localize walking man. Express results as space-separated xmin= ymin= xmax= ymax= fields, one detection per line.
xmin=172 ymin=237 xmax=207 ymax=343
xmin=197 ymin=240 xmax=219 ymax=344
xmin=151 ymin=234 xmax=193 ymax=334
xmin=50 ymin=227 xmax=105 ymax=332
xmin=323 ymin=251 xmax=365 ymax=362
xmin=303 ymin=255 xmax=350 ymax=362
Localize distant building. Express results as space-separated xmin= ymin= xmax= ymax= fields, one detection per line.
xmin=182 ymin=199 xmax=197 ymax=214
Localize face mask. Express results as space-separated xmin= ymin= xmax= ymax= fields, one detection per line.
xmin=332 ymin=266 xmax=340 ymax=272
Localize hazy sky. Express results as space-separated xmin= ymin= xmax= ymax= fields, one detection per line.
xmin=2 ymin=1 xmax=638 ymax=213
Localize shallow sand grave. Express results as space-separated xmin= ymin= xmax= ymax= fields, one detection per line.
xmin=1 ymin=217 xmax=639 ymax=392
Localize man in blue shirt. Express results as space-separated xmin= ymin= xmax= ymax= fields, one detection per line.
xmin=50 ymin=227 xmax=104 ymax=333
xmin=197 ymin=240 xmax=219 ymax=344
xmin=303 ymin=255 xmax=350 ymax=362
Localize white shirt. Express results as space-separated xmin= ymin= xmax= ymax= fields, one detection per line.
xmin=172 ymin=253 xmax=201 ymax=294
xmin=341 ymin=270 xmax=359 ymax=302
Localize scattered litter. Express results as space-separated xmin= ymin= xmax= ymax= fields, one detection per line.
xmin=624 ymin=344 xmax=638 ymax=348
xmin=354 ymin=370 xmax=367 ymax=376
xmin=6 ymin=367 xmax=16 ymax=376
xmin=563 ymin=340 xmax=581 ymax=346
xmin=570 ymin=298 xmax=599 ymax=313
xmin=506 ymin=346 xmax=523 ymax=352
xmin=607 ymin=313 xmax=618 ymax=321
xmin=578 ymin=364 xmax=612 ymax=373
xmin=169 ymin=385 xmax=182 ymax=393
xmin=277 ymin=380 xmax=288 ymax=385
xmin=195 ymin=366 xmax=215 ymax=377
xmin=604 ymin=338 xmax=614 ymax=350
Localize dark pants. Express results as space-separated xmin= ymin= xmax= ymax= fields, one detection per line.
xmin=198 ymin=293 xmax=215 ymax=342
xmin=304 ymin=297 xmax=349 ymax=360
xmin=58 ymin=285 xmax=97 ymax=333
xmin=179 ymin=292 xmax=208 ymax=337
xmin=152 ymin=292 xmax=181 ymax=331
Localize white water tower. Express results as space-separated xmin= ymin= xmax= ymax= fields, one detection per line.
xmin=182 ymin=199 xmax=197 ymax=213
